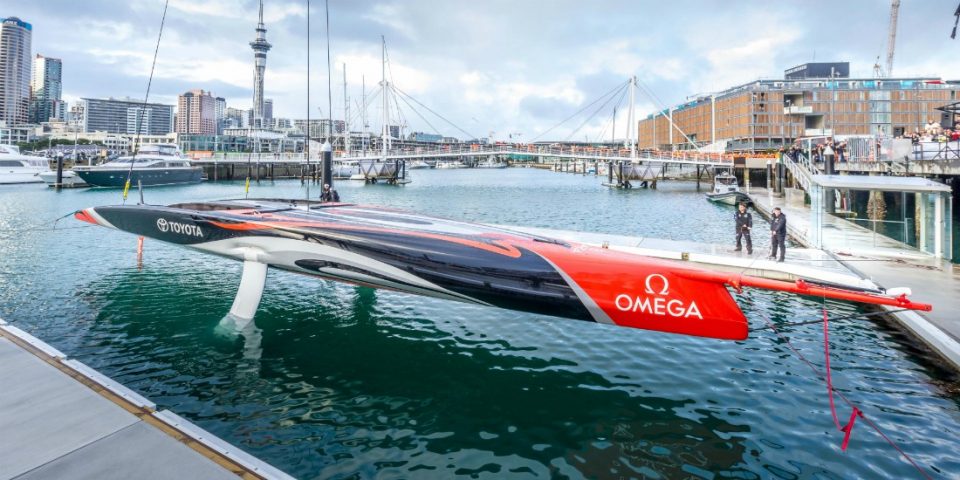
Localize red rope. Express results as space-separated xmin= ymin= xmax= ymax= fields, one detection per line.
xmin=821 ymin=308 xmax=861 ymax=451
xmin=756 ymin=308 xmax=933 ymax=480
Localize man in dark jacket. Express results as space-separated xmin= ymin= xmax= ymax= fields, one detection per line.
xmin=769 ymin=207 xmax=787 ymax=262
xmin=320 ymin=183 xmax=340 ymax=202
xmin=734 ymin=203 xmax=752 ymax=254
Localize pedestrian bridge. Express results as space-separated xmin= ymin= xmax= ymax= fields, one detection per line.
xmin=188 ymin=143 xmax=737 ymax=168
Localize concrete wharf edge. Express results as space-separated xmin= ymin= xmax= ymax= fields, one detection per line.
xmin=745 ymin=190 xmax=960 ymax=372
xmin=0 ymin=318 xmax=295 ymax=480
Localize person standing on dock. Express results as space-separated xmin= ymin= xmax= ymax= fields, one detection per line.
xmin=734 ymin=203 xmax=753 ymax=254
xmin=769 ymin=207 xmax=787 ymax=262
xmin=320 ymin=183 xmax=340 ymax=202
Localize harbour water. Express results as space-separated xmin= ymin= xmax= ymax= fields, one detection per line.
xmin=1 ymin=168 xmax=958 ymax=479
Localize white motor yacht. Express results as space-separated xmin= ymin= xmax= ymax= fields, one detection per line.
xmin=0 ymin=145 xmax=49 ymax=184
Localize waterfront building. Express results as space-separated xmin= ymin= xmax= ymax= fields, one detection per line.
xmin=176 ymin=89 xmax=216 ymax=135
xmin=638 ymin=62 xmax=960 ymax=151
xmin=30 ymin=54 xmax=65 ymax=123
xmin=249 ymin=0 xmax=271 ymax=129
xmin=214 ymin=96 xmax=226 ymax=134
xmin=0 ymin=17 xmax=32 ymax=126
xmin=67 ymin=101 xmax=84 ymax=124
xmin=293 ymin=119 xmax=341 ymax=139
xmin=0 ymin=124 xmax=32 ymax=144
xmin=81 ymin=97 xmax=174 ymax=135
xmin=225 ymin=107 xmax=247 ymax=129
xmin=409 ymin=132 xmax=443 ymax=143
xmin=178 ymin=132 xmax=304 ymax=154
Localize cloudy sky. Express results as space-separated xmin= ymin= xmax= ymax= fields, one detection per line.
xmin=7 ymin=0 xmax=960 ymax=141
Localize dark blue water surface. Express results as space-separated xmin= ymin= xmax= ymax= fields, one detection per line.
xmin=0 ymin=168 xmax=958 ymax=479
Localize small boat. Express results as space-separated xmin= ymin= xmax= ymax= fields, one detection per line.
xmin=436 ymin=161 xmax=466 ymax=169
xmin=706 ymin=172 xmax=750 ymax=206
xmin=74 ymin=144 xmax=202 ymax=188
xmin=407 ymin=160 xmax=432 ymax=169
xmin=333 ymin=160 xmax=361 ymax=179
xmin=475 ymin=159 xmax=507 ymax=169
xmin=75 ymin=199 xmax=931 ymax=341
xmin=38 ymin=170 xmax=89 ymax=188
xmin=0 ymin=145 xmax=48 ymax=184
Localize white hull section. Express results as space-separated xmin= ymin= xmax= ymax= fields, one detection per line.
xmin=0 ymin=169 xmax=45 ymax=184
xmin=39 ymin=170 xmax=88 ymax=187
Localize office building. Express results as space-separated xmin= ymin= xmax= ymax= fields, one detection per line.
xmin=263 ymin=98 xmax=273 ymax=124
xmin=176 ymin=89 xmax=216 ymax=135
xmin=81 ymin=97 xmax=174 ymax=135
xmin=30 ymin=54 xmax=65 ymax=123
xmin=638 ymin=62 xmax=960 ymax=151
xmin=0 ymin=17 xmax=32 ymax=126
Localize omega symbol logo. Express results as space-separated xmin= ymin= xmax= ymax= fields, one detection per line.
xmin=156 ymin=218 xmax=169 ymax=232
xmin=644 ymin=273 xmax=670 ymax=295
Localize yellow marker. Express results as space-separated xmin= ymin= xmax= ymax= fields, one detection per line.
xmin=122 ymin=179 xmax=131 ymax=200
xmin=244 ymin=177 xmax=250 ymax=195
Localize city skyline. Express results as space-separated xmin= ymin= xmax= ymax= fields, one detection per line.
xmin=4 ymin=1 xmax=960 ymax=141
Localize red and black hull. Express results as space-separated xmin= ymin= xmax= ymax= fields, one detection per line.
xmin=76 ymin=198 xmax=931 ymax=341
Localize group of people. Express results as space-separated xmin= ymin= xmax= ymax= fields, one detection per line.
xmin=907 ymin=120 xmax=960 ymax=144
xmin=783 ymin=140 xmax=847 ymax=164
xmin=733 ymin=203 xmax=787 ymax=262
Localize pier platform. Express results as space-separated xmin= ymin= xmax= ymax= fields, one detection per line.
xmin=745 ymin=188 xmax=960 ymax=370
xmin=0 ymin=319 xmax=294 ymax=480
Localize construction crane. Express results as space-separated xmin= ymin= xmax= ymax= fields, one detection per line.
xmin=885 ymin=0 xmax=900 ymax=77
xmin=951 ymin=2 xmax=960 ymax=39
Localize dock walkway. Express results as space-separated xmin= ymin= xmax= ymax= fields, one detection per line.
xmin=0 ymin=319 xmax=294 ymax=480
xmin=745 ymin=188 xmax=960 ymax=369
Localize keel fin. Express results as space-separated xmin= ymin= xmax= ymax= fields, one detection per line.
xmin=229 ymin=260 xmax=268 ymax=321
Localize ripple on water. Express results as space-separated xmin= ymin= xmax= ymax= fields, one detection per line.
xmin=0 ymin=172 xmax=958 ymax=479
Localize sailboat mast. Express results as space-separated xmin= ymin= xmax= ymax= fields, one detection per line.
xmin=362 ymin=75 xmax=367 ymax=155
xmin=381 ymin=35 xmax=388 ymax=159
xmin=343 ymin=63 xmax=349 ymax=156
xmin=629 ymin=76 xmax=636 ymax=159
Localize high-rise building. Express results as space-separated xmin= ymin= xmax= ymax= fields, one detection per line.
xmin=263 ymin=98 xmax=273 ymax=124
xmin=249 ymin=0 xmax=271 ymax=129
xmin=0 ymin=17 xmax=32 ymax=126
xmin=225 ymin=107 xmax=247 ymax=129
xmin=215 ymin=96 xmax=226 ymax=134
xmin=81 ymin=97 xmax=174 ymax=135
xmin=30 ymin=54 xmax=64 ymax=123
xmin=175 ymin=89 xmax=216 ymax=135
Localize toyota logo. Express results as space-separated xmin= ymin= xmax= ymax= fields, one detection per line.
xmin=156 ymin=218 xmax=169 ymax=232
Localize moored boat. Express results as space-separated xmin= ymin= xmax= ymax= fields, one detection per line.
xmin=38 ymin=170 xmax=89 ymax=188
xmin=75 ymin=198 xmax=931 ymax=341
xmin=706 ymin=172 xmax=751 ymax=206
xmin=0 ymin=145 xmax=49 ymax=184
xmin=74 ymin=144 xmax=201 ymax=188
xmin=407 ymin=160 xmax=432 ymax=169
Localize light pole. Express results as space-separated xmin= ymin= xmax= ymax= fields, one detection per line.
xmin=751 ymin=93 xmax=756 ymax=152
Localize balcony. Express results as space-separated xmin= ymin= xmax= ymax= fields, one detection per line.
xmin=804 ymin=128 xmax=832 ymax=136
xmin=783 ymin=106 xmax=813 ymax=114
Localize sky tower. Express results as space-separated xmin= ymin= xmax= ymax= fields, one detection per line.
xmin=249 ymin=0 xmax=271 ymax=128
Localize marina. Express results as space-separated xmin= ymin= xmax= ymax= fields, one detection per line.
xmin=1 ymin=169 xmax=959 ymax=478
xmin=3 ymin=0 xmax=960 ymax=478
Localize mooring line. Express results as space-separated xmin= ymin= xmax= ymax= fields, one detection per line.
xmin=751 ymin=302 xmax=933 ymax=479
